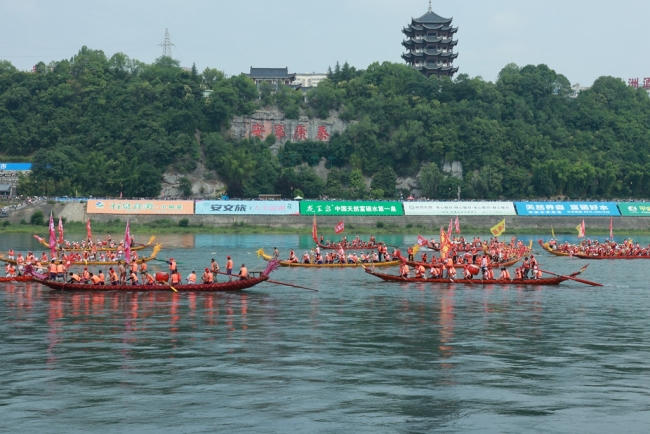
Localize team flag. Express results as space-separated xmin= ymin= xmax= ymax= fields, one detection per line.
xmin=417 ymin=235 xmax=429 ymax=247
xmin=312 ymin=215 xmax=318 ymax=243
xmin=86 ymin=219 xmax=92 ymax=240
xmin=48 ymin=212 xmax=56 ymax=257
xmin=609 ymin=217 xmax=613 ymax=239
xmin=334 ymin=221 xmax=345 ymax=234
xmin=454 ymin=216 xmax=460 ymax=234
xmin=577 ymin=220 xmax=586 ymax=238
xmin=490 ymin=219 xmax=506 ymax=237
xmin=447 ymin=219 xmax=453 ymax=237
xmin=124 ymin=220 xmax=131 ymax=263
xmin=551 ymin=226 xmax=556 ymax=239
xmin=439 ymin=227 xmax=453 ymax=261
xmin=57 ymin=216 xmax=64 ymax=244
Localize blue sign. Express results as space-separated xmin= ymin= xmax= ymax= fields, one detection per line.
xmin=515 ymin=202 xmax=620 ymax=216
xmin=0 ymin=163 xmax=31 ymax=171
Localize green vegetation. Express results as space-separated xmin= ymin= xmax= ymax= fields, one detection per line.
xmin=2 ymin=51 xmax=650 ymax=199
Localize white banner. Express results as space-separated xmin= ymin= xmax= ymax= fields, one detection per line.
xmin=195 ymin=200 xmax=299 ymax=215
xmin=403 ymin=201 xmax=517 ymax=216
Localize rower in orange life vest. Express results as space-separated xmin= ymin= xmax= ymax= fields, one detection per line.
xmin=407 ymin=246 xmax=414 ymax=262
xmin=145 ymin=272 xmax=155 ymax=285
xmin=186 ymin=271 xmax=197 ymax=284
xmin=202 ymin=268 xmax=214 ymax=284
xmin=239 ymin=264 xmax=248 ymax=280
xmin=171 ymin=271 xmax=181 ymax=285
xmin=499 ymin=267 xmax=511 ymax=280
xmin=8 ymin=249 xmax=15 ymax=260
xmin=127 ymin=269 xmax=139 ymax=285
xmin=67 ymin=272 xmax=81 ymax=284
xmin=399 ymin=263 xmax=409 ymax=278
xmin=415 ymin=264 xmax=426 ymax=279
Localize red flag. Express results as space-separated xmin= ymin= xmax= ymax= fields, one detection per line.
xmin=48 ymin=212 xmax=56 ymax=257
xmin=334 ymin=221 xmax=345 ymax=234
xmin=447 ymin=219 xmax=453 ymax=237
xmin=86 ymin=219 xmax=92 ymax=239
xmin=417 ymin=235 xmax=428 ymax=247
xmin=124 ymin=220 xmax=131 ymax=263
xmin=439 ymin=227 xmax=453 ymax=261
xmin=312 ymin=215 xmax=318 ymax=243
xmin=57 ymin=215 xmax=64 ymax=244
xmin=455 ymin=216 xmax=460 ymax=234
xmin=609 ymin=217 xmax=613 ymax=239
xmin=577 ymin=220 xmax=586 ymax=238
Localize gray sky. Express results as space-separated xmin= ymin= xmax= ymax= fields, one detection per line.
xmin=1 ymin=0 xmax=649 ymax=86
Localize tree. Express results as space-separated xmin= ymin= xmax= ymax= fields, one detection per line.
xmin=419 ymin=163 xmax=444 ymax=198
xmin=371 ymin=166 xmax=397 ymax=198
xmin=179 ymin=177 xmax=193 ymax=197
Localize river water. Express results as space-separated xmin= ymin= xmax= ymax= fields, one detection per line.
xmin=1 ymin=232 xmax=649 ymax=433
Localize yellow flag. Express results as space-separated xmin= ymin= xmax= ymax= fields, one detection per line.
xmin=490 ymin=219 xmax=506 ymax=237
xmin=551 ymin=226 xmax=556 ymax=239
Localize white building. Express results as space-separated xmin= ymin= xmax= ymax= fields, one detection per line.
xmin=294 ymin=73 xmax=328 ymax=89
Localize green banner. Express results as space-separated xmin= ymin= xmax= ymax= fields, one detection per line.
xmin=618 ymin=203 xmax=650 ymax=216
xmin=299 ymin=201 xmax=403 ymax=216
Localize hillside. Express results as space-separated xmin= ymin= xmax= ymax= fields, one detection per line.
xmin=1 ymin=51 xmax=650 ymax=200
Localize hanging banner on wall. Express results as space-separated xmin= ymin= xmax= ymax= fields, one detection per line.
xmin=403 ymin=202 xmax=516 ymax=216
xmin=195 ymin=200 xmax=299 ymax=215
xmin=617 ymin=203 xmax=650 ymax=217
xmin=515 ymin=202 xmax=620 ymax=216
xmin=299 ymin=201 xmax=403 ymax=216
xmin=87 ymin=200 xmax=194 ymax=215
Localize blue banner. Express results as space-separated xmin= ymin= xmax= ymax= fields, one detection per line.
xmin=515 ymin=202 xmax=620 ymax=216
xmin=0 ymin=163 xmax=31 ymax=171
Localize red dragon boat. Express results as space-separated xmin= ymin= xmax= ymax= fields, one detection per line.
xmin=405 ymin=254 xmax=522 ymax=270
xmin=26 ymin=261 xmax=279 ymax=292
xmin=0 ymin=275 xmax=33 ymax=283
xmin=363 ymin=268 xmax=588 ymax=286
xmin=538 ymin=239 xmax=650 ymax=260
xmin=311 ymin=216 xmax=380 ymax=251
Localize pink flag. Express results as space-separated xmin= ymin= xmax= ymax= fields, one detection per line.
xmin=48 ymin=212 xmax=56 ymax=257
xmin=609 ymin=217 xmax=613 ymax=239
xmin=417 ymin=235 xmax=428 ymax=247
xmin=447 ymin=219 xmax=453 ymax=237
xmin=334 ymin=221 xmax=345 ymax=234
xmin=124 ymin=220 xmax=131 ymax=262
xmin=454 ymin=216 xmax=460 ymax=234
xmin=86 ymin=219 xmax=92 ymax=240
xmin=57 ymin=215 xmax=64 ymax=244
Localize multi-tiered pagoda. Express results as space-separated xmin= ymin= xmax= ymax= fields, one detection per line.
xmin=402 ymin=2 xmax=458 ymax=78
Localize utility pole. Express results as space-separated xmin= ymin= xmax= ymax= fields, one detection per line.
xmin=159 ymin=28 xmax=175 ymax=58
xmin=457 ymin=186 xmax=461 ymax=201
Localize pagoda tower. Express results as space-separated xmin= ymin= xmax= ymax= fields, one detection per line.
xmin=402 ymin=1 xmax=458 ymax=78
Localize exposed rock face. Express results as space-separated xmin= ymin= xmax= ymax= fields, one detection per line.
xmin=396 ymin=177 xmax=420 ymax=196
xmin=442 ymin=161 xmax=463 ymax=179
xmin=161 ymin=163 xmax=226 ymax=199
xmin=230 ymin=108 xmax=350 ymax=154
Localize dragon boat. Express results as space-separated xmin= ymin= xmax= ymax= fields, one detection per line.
xmin=34 ymin=235 xmax=156 ymax=252
xmin=28 ymin=260 xmax=278 ymax=292
xmin=539 ymin=240 xmax=650 ymax=260
xmin=363 ymin=267 xmax=588 ymax=286
xmin=257 ymin=248 xmax=401 ymax=268
xmin=0 ymin=245 xmax=162 ymax=267
xmin=0 ymin=275 xmax=33 ymax=283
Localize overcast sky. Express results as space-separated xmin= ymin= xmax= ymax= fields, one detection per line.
xmin=1 ymin=0 xmax=649 ymax=86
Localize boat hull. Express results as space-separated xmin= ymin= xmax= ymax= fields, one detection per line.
xmin=364 ymin=269 xmax=569 ymax=285
xmin=0 ymin=275 xmax=33 ymax=283
xmin=32 ymin=275 xmax=269 ymax=292
xmin=538 ymin=239 xmax=650 ymax=259
xmin=37 ymin=235 xmax=155 ymax=252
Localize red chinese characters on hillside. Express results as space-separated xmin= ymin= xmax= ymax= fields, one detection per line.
xmin=316 ymin=126 xmax=330 ymax=141
xmin=628 ymin=78 xmax=650 ymax=90
xmin=274 ymin=124 xmax=286 ymax=140
xmin=293 ymin=124 xmax=307 ymax=141
xmin=251 ymin=123 xmax=265 ymax=138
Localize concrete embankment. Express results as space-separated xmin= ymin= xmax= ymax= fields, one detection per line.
xmin=6 ymin=202 xmax=650 ymax=232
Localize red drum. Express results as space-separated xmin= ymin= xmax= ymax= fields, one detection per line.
xmin=155 ymin=272 xmax=169 ymax=282
xmin=467 ymin=264 xmax=480 ymax=276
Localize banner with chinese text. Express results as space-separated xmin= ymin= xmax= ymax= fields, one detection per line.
xmin=195 ymin=200 xmax=299 ymax=215
xmin=515 ymin=202 xmax=620 ymax=216
xmin=87 ymin=200 xmax=194 ymax=215
xmin=617 ymin=203 xmax=650 ymax=217
xmin=299 ymin=201 xmax=403 ymax=216
xmin=403 ymin=201 xmax=516 ymax=216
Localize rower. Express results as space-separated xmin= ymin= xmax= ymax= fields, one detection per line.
xmin=127 ymin=270 xmax=139 ymax=285
xmin=145 ymin=272 xmax=155 ymax=285
xmin=68 ymin=272 xmax=81 ymax=284
xmin=186 ymin=271 xmax=197 ymax=284
xmin=522 ymin=257 xmax=531 ymax=279
xmin=500 ymin=267 xmax=511 ymax=280
xmin=82 ymin=267 xmax=91 ymax=283
xmin=415 ymin=264 xmax=426 ymax=279
xmin=90 ymin=273 xmax=101 ymax=285
xmin=118 ymin=261 xmax=126 ymax=284
xmin=48 ymin=260 xmax=57 ymax=281
xmin=239 ymin=264 xmax=248 ymax=280
xmin=226 ymin=256 xmax=234 ymax=281
xmin=273 ymin=247 xmax=279 ymax=259
xmin=430 ymin=266 xmax=440 ymax=279
xmin=8 ymin=249 xmax=15 ymax=260
xmin=202 ymin=268 xmax=214 ymax=284
xmin=97 ymin=270 xmax=105 ymax=285
xmin=109 ymin=267 xmax=119 ymax=285
xmin=302 ymin=252 xmax=310 ymax=264
xmin=399 ymin=263 xmax=410 ymax=278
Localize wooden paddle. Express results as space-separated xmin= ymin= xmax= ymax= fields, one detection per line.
xmin=539 ymin=266 xmax=603 ymax=287
xmin=162 ymin=281 xmax=178 ymax=292
xmin=214 ymin=271 xmax=318 ymax=292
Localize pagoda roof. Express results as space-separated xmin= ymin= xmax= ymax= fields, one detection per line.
xmin=413 ymin=64 xmax=459 ymax=73
xmin=402 ymin=36 xmax=457 ymax=46
xmin=403 ymin=50 xmax=458 ymax=59
xmin=412 ymin=10 xmax=452 ymax=25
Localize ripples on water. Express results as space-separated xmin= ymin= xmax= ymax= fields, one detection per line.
xmin=1 ymin=233 xmax=650 ymax=433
